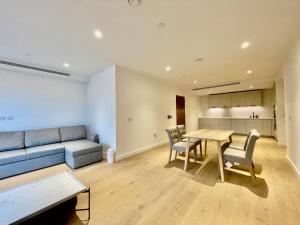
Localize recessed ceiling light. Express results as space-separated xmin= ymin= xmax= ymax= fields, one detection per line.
xmin=247 ymin=70 xmax=252 ymax=74
xmin=128 ymin=0 xmax=142 ymax=7
xmin=250 ymin=85 xmax=254 ymax=89
xmin=63 ymin=63 xmax=70 ymax=68
xmin=165 ymin=66 xmax=171 ymax=72
xmin=241 ymin=41 xmax=250 ymax=49
xmin=158 ymin=22 xmax=165 ymax=28
xmin=94 ymin=29 xmax=103 ymax=39
xmin=193 ymin=81 xmax=197 ymax=84
xmin=194 ymin=58 xmax=203 ymax=62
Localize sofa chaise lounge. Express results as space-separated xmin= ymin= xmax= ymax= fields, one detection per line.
xmin=0 ymin=125 xmax=103 ymax=179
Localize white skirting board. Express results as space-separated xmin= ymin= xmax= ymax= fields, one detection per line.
xmin=116 ymin=141 xmax=168 ymax=161
xmin=286 ymin=155 xmax=300 ymax=179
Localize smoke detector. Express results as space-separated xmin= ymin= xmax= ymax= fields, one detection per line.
xmin=128 ymin=0 xmax=142 ymax=7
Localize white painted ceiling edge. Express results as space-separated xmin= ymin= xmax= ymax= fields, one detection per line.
xmin=1 ymin=0 xmax=300 ymax=92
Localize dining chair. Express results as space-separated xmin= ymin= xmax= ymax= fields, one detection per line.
xmin=226 ymin=129 xmax=254 ymax=151
xmin=165 ymin=127 xmax=197 ymax=169
xmin=176 ymin=125 xmax=203 ymax=157
xmin=222 ymin=129 xmax=260 ymax=181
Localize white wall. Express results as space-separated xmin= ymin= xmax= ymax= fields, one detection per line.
xmin=0 ymin=69 xmax=86 ymax=131
xmin=86 ymin=66 xmax=117 ymax=150
xmin=199 ymin=89 xmax=275 ymax=119
xmin=275 ymin=79 xmax=286 ymax=145
xmin=115 ymin=66 xmax=201 ymax=159
xmin=283 ymin=32 xmax=300 ymax=175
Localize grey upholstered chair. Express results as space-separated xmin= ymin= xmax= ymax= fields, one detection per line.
xmin=165 ymin=127 xmax=197 ymax=170
xmin=222 ymin=129 xmax=260 ymax=180
xmin=176 ymin=125 xmax=203 ymax=157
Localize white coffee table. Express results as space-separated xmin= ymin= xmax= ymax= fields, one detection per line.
xmin=0 ymin=171 xmax=90 ymax=225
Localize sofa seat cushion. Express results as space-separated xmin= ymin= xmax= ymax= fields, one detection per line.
xmin=25 ymin=128 xmax=61 ymax=148
xmin=26 ymin=143 xmax=65 ymax=160
xmin=0 ymin=131 xmax=25 ymax=152
xmin=60 ymin=125 xmax=86 ymax=142
xmin=63 ymin=140 xmax=102 ymax=157
xmin=0 ymin=149 xmax=27 ymax=166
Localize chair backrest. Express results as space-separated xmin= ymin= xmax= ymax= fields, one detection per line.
xmin=165 ymin=127 xmax=180 ymax=148
xmin=244 ymin=129 xmax=260 ymax=163
xmin=176 ymin=125 xmax=186 ymax=141
xmin=243 ymin=129 xmax=255 ymax=151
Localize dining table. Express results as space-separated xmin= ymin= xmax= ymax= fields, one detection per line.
xmin=183 ymin=129 xmax=234 ymax=182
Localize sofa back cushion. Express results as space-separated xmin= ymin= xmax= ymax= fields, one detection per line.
xmin=60 ymin=125 xmax=86 ymax=142
xmin=25 ymin=128 xmax=61 ymax=148
xmin=0 ymin=131 xmax=25 ymax=151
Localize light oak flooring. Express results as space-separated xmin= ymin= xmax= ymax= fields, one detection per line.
xmin=1 ymin=136 xmax=300 ymax=225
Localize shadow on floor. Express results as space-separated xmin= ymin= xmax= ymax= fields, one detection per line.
xmin=165 ymin=154 xmax=268 ymax=197
xmin=225 ymin=170 xmax=269 ymax=198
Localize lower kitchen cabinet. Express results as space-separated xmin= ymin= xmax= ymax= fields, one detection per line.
xmin=199 ymin=118 xmax=274 ymax=137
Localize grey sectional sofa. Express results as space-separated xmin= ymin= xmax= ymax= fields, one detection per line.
xmin=0 ymin=125 xmax=103 ymax=179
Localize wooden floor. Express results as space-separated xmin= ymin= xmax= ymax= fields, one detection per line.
xmin=1 ymin=135 xmax=300 ymax=225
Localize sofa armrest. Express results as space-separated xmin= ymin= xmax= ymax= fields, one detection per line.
xmin=87 ymin=131 xmax=99 ymax=143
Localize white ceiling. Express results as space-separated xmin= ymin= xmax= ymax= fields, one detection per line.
xmin=1 ymin=0 xmax=300 ymax=92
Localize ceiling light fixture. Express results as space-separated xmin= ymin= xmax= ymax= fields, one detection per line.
xmin=165 ymin=66 xmax=171 ymax=72
xmin=241 ymin=41 xmax=250 ymax=49
xmin=94 ymin=29 xmax=103 ymax=39
xmin=250 ymin=85 xmax=254 ymax=89
xmin=128 ymin=0 xmax=142 ymax=7
xmin=247 ymin=70 xmax=252 ymax=74
xmin=194 ymin=58 xmax=203 ymax=62
xmin=193 ymin=81 xmax=197 ymax=84
xmin=158 ymin=22 xmax=165 ymax=28
xmin=63 ymin=63 xmax=70 ymax=68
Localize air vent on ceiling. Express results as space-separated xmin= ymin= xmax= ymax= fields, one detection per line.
xmin=0 ymin=60 xmax=70 ymax=77
xmin=193 ymin=82 xmax=240 ymax=91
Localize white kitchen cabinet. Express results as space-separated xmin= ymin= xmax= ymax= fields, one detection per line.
xmin=246 ymin=119 xmax=263 ymax=134
xmin=262 ymin=128 xmax=272 ymax=136
xmin=208 ymin=119 xmax=220 ymax=129
xmin=199 ymin=118 xmax=275 ymax=137
xmin=231 ymin=92 xmax=245 ymax=107
xmin=232 ymin=119 xmax=246 ymax=134
xmin=245 ymin=90 xmax=261 ymax=106
xmin=219 ymin=94 xmax=232 ymax=108
xmin=199 ymin=119 xmax=208 ymax=129
xmin=208 ymin=95 xmax=220 ymax=108
xmin=219 ymin=119 xmax=231 ymax=130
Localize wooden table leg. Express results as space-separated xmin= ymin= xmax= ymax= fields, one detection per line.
xmin=217 ymin=141 xmax=225 ymax=182
xmin=205 ymin=140 xmax=207 ymax=155
xmin=184 ymin=137 xmax=190 ymax=171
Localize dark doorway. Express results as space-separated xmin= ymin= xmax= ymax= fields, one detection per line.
xmin=176 ymin=95 xmax=186 ymax=126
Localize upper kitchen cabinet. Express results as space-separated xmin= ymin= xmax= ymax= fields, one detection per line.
xmin=219 ymin=94 xmax=231 ymax=108
xmin=245 ymin=90 xmax=262 ymax=106
xmin=231 ymin=92 xmax=245 ymax=107
xmin=208 ymin=95 xmax=220 ymax=108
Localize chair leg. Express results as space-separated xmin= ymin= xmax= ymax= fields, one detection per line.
xmin=175 ymin=151 xmax=178 ymax=160
xmin=205 ymin=140 xmax=207 ymax=155
xmin=249 ymin=165 xmax=256 ymax=181
xmin=199 ymin=142 xmax=203 ymax=158
xmin=252 ymin=161 xmax=255 ymax=169
xmin=168 ymin=149 xmax=172 ymax=163
xmin=194 ymin=148 xmax=197 ymax=162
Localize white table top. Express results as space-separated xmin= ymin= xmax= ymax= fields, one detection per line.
xmin=184 ymin=129 xmax=234 ymax=141
xmin=0 ymin=172 xmax=87 ymax=225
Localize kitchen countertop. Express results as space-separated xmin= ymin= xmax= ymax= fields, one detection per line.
xmin=199 ymin=117 xmax=275 ymax=120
